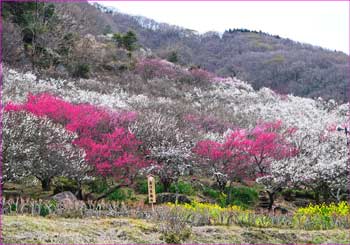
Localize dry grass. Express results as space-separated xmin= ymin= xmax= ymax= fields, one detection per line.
xmin=2 ymin=215 xmax=350 ymax=244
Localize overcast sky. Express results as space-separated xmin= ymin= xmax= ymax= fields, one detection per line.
xmin=95 ymin=1 xmax=349 ymax=54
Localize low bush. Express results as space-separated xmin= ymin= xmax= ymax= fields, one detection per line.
xmin=87 ymin=178 xmax=109 ymax=194
xmin=137 ymin=180 xmax=194 ymax=196
xmin=39 ymin=200 xmax=57 ymax=217
xmin=202 ymin=186 xmax=258 ymax=208
xmin=164 ymin=201 xmax=350 ymax=230
xmin=202 ymin=186 xmax=221 ymax=199
xmin=154 ymin=206 xmax=192 ymax=244
xmin=72 ymin=63 xmax=90 ymax=78
xmin=4 ymin=199 xmax=58 ymax=217
xmin=167 ymin=201 xmax=245 ymax=226
xmin=107 ymin=188 xmax=136 ymax=201
xmin=169 ymin=181 xmax=195 ymax=196
xmin=225 ymin=186 xmax=259 ymax=208
xmin=282 ymin=189 xmax=315 ymax=200
xmin=293 ymin=201 xmax=350 ymax=230
xmin=53 ymin=177 xmax=78 ymax=195
xmin=135 ymin=179 xmax=164 ymax=194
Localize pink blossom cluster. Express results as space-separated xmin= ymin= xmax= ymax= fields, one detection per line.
xmin=135 ymin=58 xmax=216 ymax=83
xmin=5 ymin=93 xmax=147 ymax=179
xmin=193 ymin=120 xmax=298 ymax=180
xmin=135 ymin=58 xmax=185 ymax=80
xmin=188 ymin=67 xmax=215 ymax=82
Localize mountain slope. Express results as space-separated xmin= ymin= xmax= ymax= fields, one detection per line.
xmin=88 ymin=2 xmax=349 ymax=102
xmin=2 ymin=1 xmax=349 ymax=103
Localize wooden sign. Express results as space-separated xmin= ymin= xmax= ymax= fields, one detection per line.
xmin=147 ymin=175 xmax=156 ymax=204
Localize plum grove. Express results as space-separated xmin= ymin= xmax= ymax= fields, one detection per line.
xmin=2 ymin=60 xmax=349 ymax=203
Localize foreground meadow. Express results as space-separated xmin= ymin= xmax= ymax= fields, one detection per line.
xmin=3 ymin=215 xmax=350 ymax=244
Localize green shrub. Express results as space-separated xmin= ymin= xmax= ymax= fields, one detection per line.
xmin=167 ymin=51 xmax=178 ymax=63
xmin=10 ymin=203 xmax=17 ymax=212
xmin=72 ymin=63 xmax=90 ymax=78
xmin=107 ymin=188 xmax=135 ymax=201
xmin=282 ymin=189 xmax=315 ymax=200
xmin=53 ymin=177 xmax=78 ymax=195
xmin=40 ymin=200 xmax=57 ymax=217
xmin=135 ymin=179 xmax=164 ymax=194
xmin=39 ymin=205 xmax=50 ymax=217
xmin=87 ymin=178 xmax=109 ymax=194
xmin=113 ymin=31 xmax=138 ymax=51
xmin=203 ymin=186 xmax=221 ymax=199
xmin=169 ymin=181 xmax=194 ymax=195
xmin=294 ymin=189 xmax=315 ymax=199
xmin=135 ymin=179 xmax=148 ymax=194
xmin=202 ymin=186 xmax=228 ymax=207
xmin=225 ymin=186 xmax=258 ymax=208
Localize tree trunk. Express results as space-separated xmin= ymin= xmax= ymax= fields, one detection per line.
xmin=174 ymin=181 xmax=179 ymax=205
xmin=75 ymin=180 xmax=83 ymax=200
xmin=226 ymin=181 xmax=234 ymax=205
xmin=76 ymin=188 xmax=83 ymax=200
xmin=218 ymin=179 xmax=227 ymax=192
xmin=41 ymin=178 xmax=52 ymax=191
xmin=267 ymin=191 xmax=275 ymax=211
xmin=161 ymin=178 xmax=171 ymax=192
xmin=314 ymin=191 xmax=320 ymax=204
xmin=321 ymin=185 xmax=331 ymax=204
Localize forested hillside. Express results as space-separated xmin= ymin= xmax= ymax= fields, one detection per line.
xmin=89 ymin=2 xmax=350 ymax=102
xmin=3 ymin=2 xmax=349 ymax=102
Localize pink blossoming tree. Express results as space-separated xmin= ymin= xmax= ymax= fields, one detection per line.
xmin=193 ymin=120 xmax=297 ymax=208
xmin=5 ymin=93 xmax=148 ymax=199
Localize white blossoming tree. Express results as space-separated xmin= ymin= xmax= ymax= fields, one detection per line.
xmin=130 ymin=112 xmax=194 ymax=192
xmin=2 ymin=111 xmax=90 ymax=192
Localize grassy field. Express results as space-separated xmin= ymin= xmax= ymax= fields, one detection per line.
xmin=2 ymin=215 xmax=350 ymax=244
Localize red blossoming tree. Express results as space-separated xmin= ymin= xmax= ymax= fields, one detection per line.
xmin=193 ymin=130 xmax=249 ymax=191
xmin=6 ymin=93 xmax=148 ymax=199
xmin=193 ymin=120 xmax=297 ymax=208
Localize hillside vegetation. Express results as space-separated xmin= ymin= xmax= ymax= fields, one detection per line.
xmin=72 ymin=2 xmax=350 ymax=102
xmin=1 ymin=2 xmax=349 ymax=244
xmin=3 ymin=2 xmax=349 ymax=102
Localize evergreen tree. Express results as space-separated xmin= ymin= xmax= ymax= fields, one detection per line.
xmin=167 ymin=51 xmax=178 ymax=63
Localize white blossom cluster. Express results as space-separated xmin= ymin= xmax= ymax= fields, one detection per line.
xmin=2 ymin=67 xmax=130 ymax=110
xmin=2 ymin=111 xmax=90 ymax=185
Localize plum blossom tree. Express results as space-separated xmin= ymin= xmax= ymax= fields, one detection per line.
xmin=188 ymin=67 xmax=215 ymax=83
xmin=193 ymin=120 xmax=297 ymax=207
xmin=2 ymin=111 xmax=88 ymax=191
xmin=135 ymin=58 xmax=217 ymax=86
xmin=241 ymin=120 xmax=297 ymax=177
xmin=135 ymin=58 xmax=185 ymax=81
xmin=5 ymin=93 xmax=148 ymax=197
xmin=192 ymin=131 xmax=248 ymax=191
xmin=130 ymin=112 xmax=194 ymax=192
xmin=265 ymin=125 xmax=349 ymax=203
xmin=238 ymin=121 xmax=297 ymax=208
